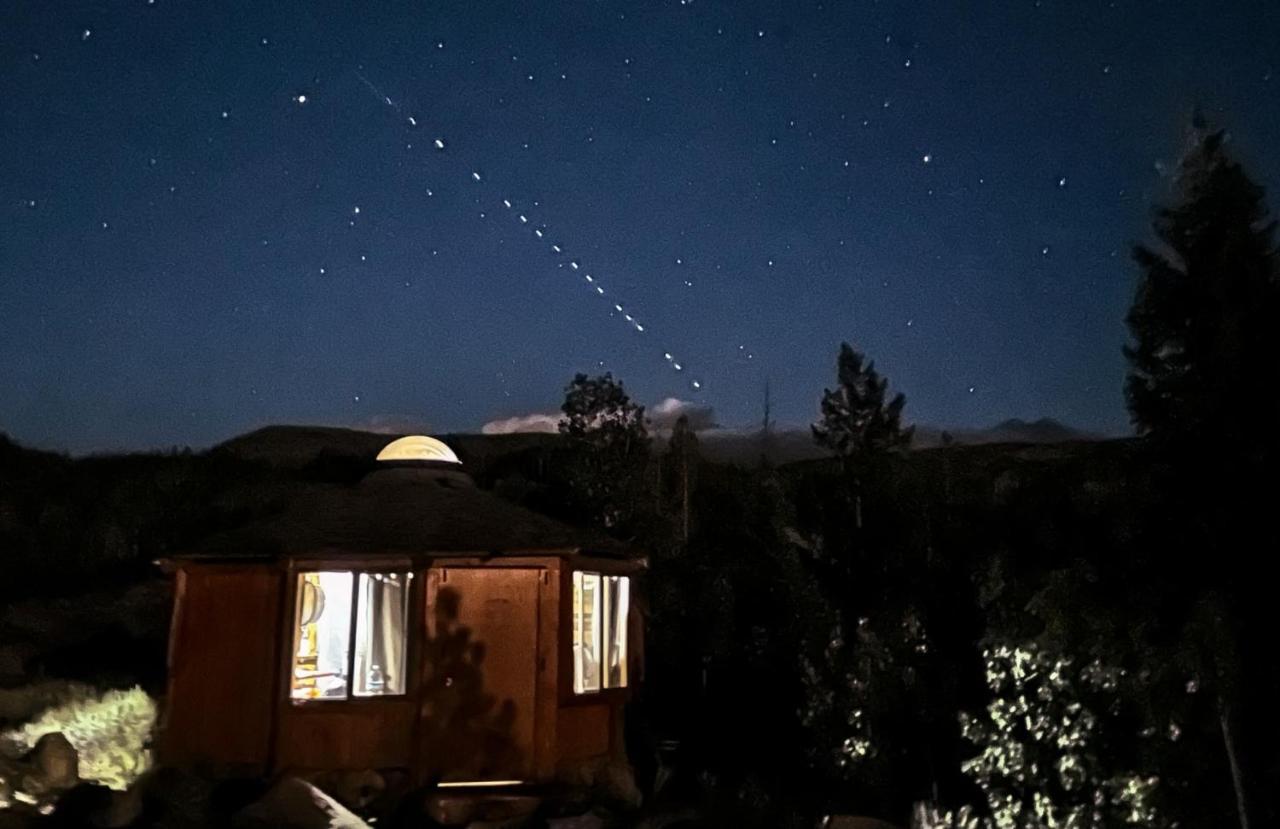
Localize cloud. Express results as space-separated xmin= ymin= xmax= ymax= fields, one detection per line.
xmin=648 ymin=397 xmax=718 ymax=432
xmin=348 ymin=414 xmax=433 ymax=435
xmin=480 ymin=397 xmax=718 ymax=435
xmin=481 ymin=412 xmax=563 ymax=434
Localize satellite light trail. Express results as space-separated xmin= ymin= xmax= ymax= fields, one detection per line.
xmin=350 ymin=67 xmax=703 ymax=391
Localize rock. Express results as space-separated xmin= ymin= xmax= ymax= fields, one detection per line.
xmin=821 ymin=817 xmax=901 ymax=829
xmin=95 ymin=782 xmax=145 ymax=828
xmin=233 ymin=776 xmax=370 ymax=829
xmin=26 ymin=732 xmax=78 ymax=792
xmin=464 ymin=819 xmax=534 ymax=829
xmin=425 ymin=792 xmax=541 ymax=826
xmin=0 ymin=811 xmax=42 ymax=829
xmin=547 ymin=813 xmax=605 ymax=829
xmin=51 ymin=782 xmax=113 ymax=824
xmin=633 ymin=806 xmax=703 ymax=829
xmin=309 ymin=768 xmax=385 ymax=811
xmin=137 ymin=765 xmax=218 ymax=827
xmin=595 ymin=760 xmax=642 ymax=810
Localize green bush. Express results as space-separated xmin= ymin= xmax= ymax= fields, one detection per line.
xmin=4 ymin=685 xmax=156 ymax=790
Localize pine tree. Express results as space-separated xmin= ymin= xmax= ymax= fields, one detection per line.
xmin=558 ymin=372 xmax=650 ymax=529
xmin=665 ymin=413 xmax=699 ymax=544
xmin=1124 ymin=116 xmax=1280 ymax=829
xmin=802 ymin=344 xmax=931 ymax=817
xmin=813 ymin=342 xmax=913 ymax=528
xmin=813 ymin=342 xmax=914 ymax=460
xmin=1125 ymin=116 xmax=1280 ymax=456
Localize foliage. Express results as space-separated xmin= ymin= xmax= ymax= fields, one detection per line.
xmin=4 ymin=685 xmax=156 ymax=791
xmin=927 ymin=643 xmax=1163 ymax=829
xmin=662 ymin=414 xmax=700 ymax=544
xmin=557 ymin=372 xmax=651 ymax=530
xmin=0 ymin=435 xmax=281 ymax=602
xmin=796 ymin=346 xmax=973 ymax=821
xmin=812 ymin=342 xmax=914 ymax=464
xmin=1125 ymin=117 xmax=1280 ymax=454
xmin=1121 ymin=115 xmax=1280 ymax=827
xmin=0 ymin=681 xmax=97 ymax=726
xmin=640 ymin=463 xmax=826 ymax=827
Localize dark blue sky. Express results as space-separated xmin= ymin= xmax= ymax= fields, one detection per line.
xmin=3 ymin=1 xmax=1278 ymax=453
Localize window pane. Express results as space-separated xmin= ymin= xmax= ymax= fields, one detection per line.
xmin=291 ymin=571 xmax=353 ymax=700
xmin=353 ymin=572 xmax=411 ymax=696
xmin=603 ymin=576 xmax=630 ymax=688
xmin=573 ymin=572 xmax=602 ymax=693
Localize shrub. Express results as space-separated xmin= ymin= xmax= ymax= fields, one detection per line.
xmin=4 ymin=685 xmax=156 ymax=790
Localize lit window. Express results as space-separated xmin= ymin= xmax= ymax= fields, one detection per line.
xmin=291 ymin=570 xmax=411 ymax=701
xmin=603 ymin=575 xmax=630 ymax=689
xmin=353 ymin=573 xmax=411 ymax=696
xmin=573 ymin=572 xmax=630 ymax=693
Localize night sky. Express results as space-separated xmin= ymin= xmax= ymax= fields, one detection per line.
xmin=3 ymin=1 xmax=1278 ymax=454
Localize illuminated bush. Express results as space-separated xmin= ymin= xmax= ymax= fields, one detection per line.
xmin=918 ymin=644 xmax=1162 ymax=829
xmin=0 ymin=680 xmax=97 ymax=725
xmin=4 ymin=686 xmax=156 ymax=791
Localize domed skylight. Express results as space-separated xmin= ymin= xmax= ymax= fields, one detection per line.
xmin=375 ymin=435 xmax=461 ymax=464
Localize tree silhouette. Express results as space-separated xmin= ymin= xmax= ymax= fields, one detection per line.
xmin=1125 ymin=114 xmax=1280 ymax=452
xmin=1123 ymin=115 xmax=1280 ymax=829
xmin=558 ymin=372 xmax=650 ymax=530
xmin=813 ymin=342 xmax=913 ymax=459
xmin=812 ymin=342 xmax=913 ymax=528
xmin=664 ymin=414 xmax=699 ymax=545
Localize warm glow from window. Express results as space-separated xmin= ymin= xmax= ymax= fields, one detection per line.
xmin=291 ymin=570 xmax=411 ymax=701
xmin=573 ymin=571 xmax=629 ymax=693
xmin=353 ymin=572 xmax=411 ymax=697
xmin=604 ymin=575 xmax=630 ymax=689
xmin=292 ymin=571 xmax=353 ymax=700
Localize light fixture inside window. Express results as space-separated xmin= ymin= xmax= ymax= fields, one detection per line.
xmin=291 ymin=571 xmax=353 ymax=700
xmin=573 ymin=571 xmax=629 ymax=694
xmin=291 ymin=570 xmax=412 ymax=701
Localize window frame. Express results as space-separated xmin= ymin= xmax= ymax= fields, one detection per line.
xmin=287 ymin=567 xmax=415 ymax=704
xmin=570 ymin=569 xmax=632 ymax=697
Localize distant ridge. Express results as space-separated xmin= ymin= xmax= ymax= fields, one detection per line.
xmin=214 ymin=417 xmax=1107 ymax=470
xmin=215 ymin=424 xmax=558 ymax=470
xmin=911 ymin=417 xmax=1105 ymax=448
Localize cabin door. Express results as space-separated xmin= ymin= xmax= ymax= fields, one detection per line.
xmin=420 ymin=566 xmax=541 ymax=782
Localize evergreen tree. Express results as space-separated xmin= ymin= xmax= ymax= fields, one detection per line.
xmin=813 ymin=342 xmax=914 ymax=460
xmin=1123 ymin=116 xmax=1280 ymax=829
xmin=558 ymin=372 xmax=650 ymax=529
xmin=1125 ymin=116 xmax=1280 ymax=456
xmin=813 ymin=342 xmax=913 ymax=529
xmin=801 ymin=344 xmax=941 ymax=819
xmin=664 ymin=413 xmax=699 ymax=544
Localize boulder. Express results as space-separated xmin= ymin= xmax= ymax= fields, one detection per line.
xmin=233 ymin=776 xmax=371 ymax=829
xmin=0 ymin=812 xmax=42 ymax=829
xmin=309 ymin=768 xmax=385 ymax=811
xmin=595 ymin=759 xmax=642 ymax=810
xmin=424 ymin=791 xmax=541 ymax=826
xmin=822 ymin=817 xmax=901 ymax=829
xmin=546 ymin=813 xmax=605 ymax=829
xmin=25 ymin=732 xmax=78 ymax=793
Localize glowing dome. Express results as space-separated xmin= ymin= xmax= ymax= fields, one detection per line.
xmin=376 ymin=435 xmax=461 ymax=464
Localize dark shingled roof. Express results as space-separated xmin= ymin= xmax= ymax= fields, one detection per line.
xmin=180 ymin=465 xmax=633 ymax=561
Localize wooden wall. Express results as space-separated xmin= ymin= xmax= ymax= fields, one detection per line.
xmin=158 ymin=564 xmax=283 ymax=770
xmin=159 ymin=554 xmax=638 ymax=781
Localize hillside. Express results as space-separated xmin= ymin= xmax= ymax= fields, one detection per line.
xmin=214 ymin=417 xmax=1105 ymax=470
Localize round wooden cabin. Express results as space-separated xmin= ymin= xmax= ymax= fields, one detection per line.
xmin=157 ymin=435 xmax=644 ymax=791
